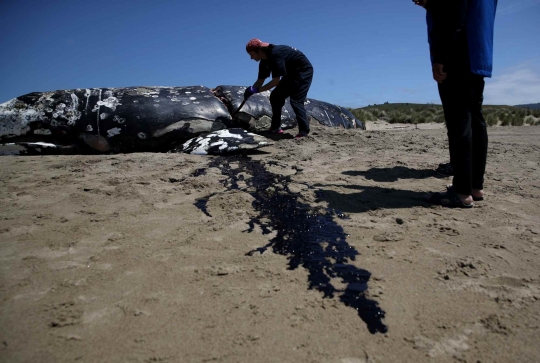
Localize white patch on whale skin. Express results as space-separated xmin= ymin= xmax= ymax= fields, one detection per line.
xmin=97 ymin=89 xmax=102 ymax=133
xmin=34 ymin=129 xmax=52 ymax=136
xmin=140 ymin=91 xmax=159 ymax=97
xmin=100 ymin=113 xmax=109 ymax=120
xmin=43 ymin=94 xmax=81 ymax=126
xmin=27 ymin=142 xmax=57 ymax=148
xmin=210 ymin=140 xmax=229 ymax=151
xmin=113 ymin=115 xmax=125 ymax=124
xmin=188 ymin=137 xmax=213 ymax=155
xmin=182 ymin=129 xmax=270 ymax=155
xmin=107 ymin=128 xmax=121 ymax=137
xmin=0 ymin=99 xmax=35 ymax=138
xmin=96 ymin=97 xmax=121 ymax=111
xmin=189 ymin=97 xmax=197 ymax=100
xmin=214 ymin=129 xmax=244 ymax=139
xmin=84 ymin=88 xmax=93 ymax=112
xmin=86 ymin=125 xmax=93 ymax=132
xmin=67 ymin=93 xmax=81 ymax=124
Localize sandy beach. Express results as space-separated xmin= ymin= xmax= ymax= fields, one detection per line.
xmin=1 ymin=123 xmax=539 ymax=363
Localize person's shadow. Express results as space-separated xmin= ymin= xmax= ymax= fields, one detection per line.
xmin=263 ymin=132 xmax=295 ymax=141
xmin=314 ymin=166 xmax=436 ymax=213
xmin=314 ymin=184 xmax=430 ymax=213
xmin=343 ymin=166 xmax=439 ymax=183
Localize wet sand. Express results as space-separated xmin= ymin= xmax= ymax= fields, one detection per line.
xmin=1 ymin=123 xmax=539 ymax=362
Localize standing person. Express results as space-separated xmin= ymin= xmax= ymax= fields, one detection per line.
xmin=415 ymin=0 xmax=454 ymax=178
xmin=416 ymin=0 xmax=497 ymax=208
xmin=244 ymin=38 xmax=314 ymax=139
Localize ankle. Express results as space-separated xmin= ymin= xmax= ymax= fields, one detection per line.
xmin=457 ymin=193 xmax=473 ymax=204
xmin=472 ymin=189 xmax=484 ymax=197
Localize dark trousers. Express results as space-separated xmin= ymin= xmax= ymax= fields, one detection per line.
xmin=438 ymin=71 xmax=488 ymax=195
xmin=270 ymin=67 xmax=313 ymax=133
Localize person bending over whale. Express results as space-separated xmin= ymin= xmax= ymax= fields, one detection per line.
xmin=244 ymin=38 xmax=314 ymax=139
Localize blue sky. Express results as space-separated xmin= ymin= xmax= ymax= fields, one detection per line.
xmin=1 ymin=0 xmax=539 ymax=107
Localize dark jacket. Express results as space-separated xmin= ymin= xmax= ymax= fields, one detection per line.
xmin=258 ymin=45 xmax=313 ymax=80
xmin=426 ymin=0 xmax=497 ymax=77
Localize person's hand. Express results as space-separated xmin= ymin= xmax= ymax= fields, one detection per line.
xmin=244 ymin=86 xmax=259 ymax=99
xmin=432 ymin=63 xmax=447 ymax=83
xmin=412 ymin=0 xmax=427 ymax=7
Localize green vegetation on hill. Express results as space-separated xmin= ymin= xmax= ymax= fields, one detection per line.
xmin=349 ymin=103 xmax=540 ymax=127
xmin=515 ymin=103 xmax=540 ymax=110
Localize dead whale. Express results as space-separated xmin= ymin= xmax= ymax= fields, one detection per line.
xmin=1 ymin=85 xmax=365 ymax=155
xmin=0 ymin=86 xmax=232 ymax=153
xmin=304 ymin=99 xmax=365 ymax=129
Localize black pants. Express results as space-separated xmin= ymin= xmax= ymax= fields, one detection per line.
xmin=438 ymin=71 xmax=488 ymax=195
xmin=270 ymin=67 xmax=313 ymax=133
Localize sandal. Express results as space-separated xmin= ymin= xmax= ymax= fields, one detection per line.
xmin=446 ymin=185 xmax=484 ymax=201
xmin=426 ymin=188 xmax=474 ymax=208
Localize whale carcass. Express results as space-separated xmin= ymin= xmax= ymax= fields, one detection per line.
xmin=0 ymin=86 xmax=232 ymax=154
xmin=0 ymin=85 xmax=365 ymax=155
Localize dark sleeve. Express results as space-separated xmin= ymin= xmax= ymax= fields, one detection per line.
xmin=258 ymin=60 xmax=271 ymax=80
xmin=426 ymin=0 xmax=468 ymax=65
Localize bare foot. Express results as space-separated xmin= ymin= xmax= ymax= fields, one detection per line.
xmin=457 ymin=193 xmax=474 ymax=205
xmin=472 ymin=189 xmax=484 ymax=200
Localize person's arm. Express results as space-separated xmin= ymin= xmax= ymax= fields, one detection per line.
xmin=258 ymin=77 xmax=280 ymax=92
xmin=244 ymin=77 xmax=278 ymax=99
xmin=427 ymin=0 xmax=468 ymax=66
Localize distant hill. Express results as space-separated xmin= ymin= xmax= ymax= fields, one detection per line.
xmin=350 ymin=103 xmax=540 ymax=126
xmin=515 ymin=103 xmax=540 ymax=110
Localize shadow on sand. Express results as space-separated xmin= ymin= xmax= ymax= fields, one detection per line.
xmin=343 ymin=165 xmax=441 ymax=183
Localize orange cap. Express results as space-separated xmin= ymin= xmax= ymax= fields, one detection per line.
xmin=246 ymin=38 xmax=270 ymax=52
